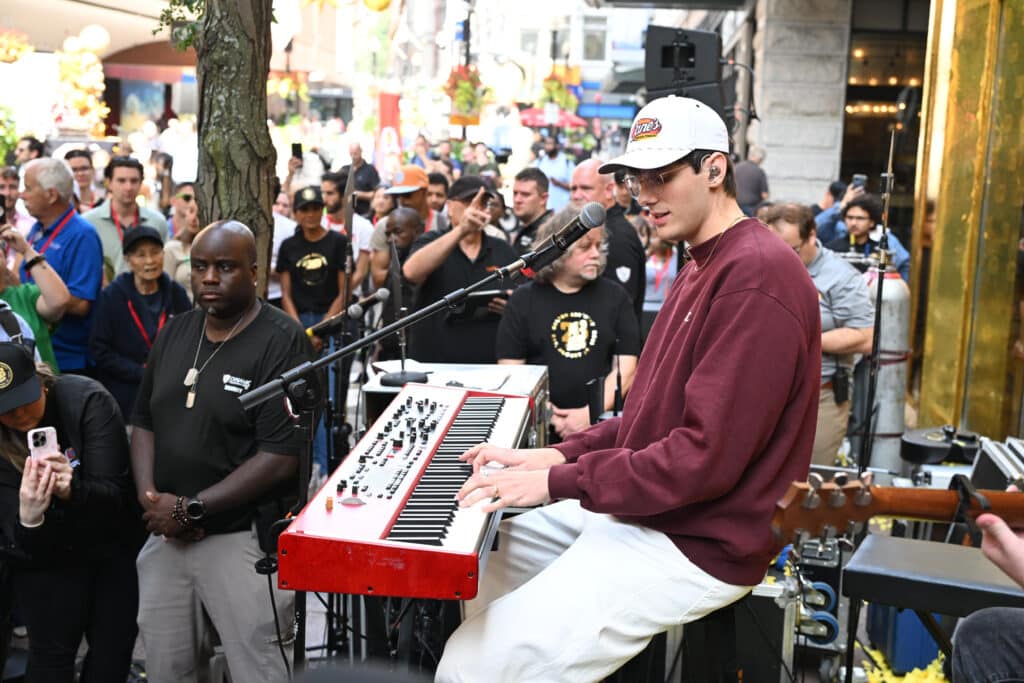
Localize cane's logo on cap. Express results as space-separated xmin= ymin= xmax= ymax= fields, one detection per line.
xmin=302 ymin=188 xmax=316 ymax=201
xmin=0 ymin=363 xmax=12 ymax=390
xmin=631 ymin=117 xmax=662 ymax=141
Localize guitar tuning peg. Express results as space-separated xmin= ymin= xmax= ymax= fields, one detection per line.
xmin=854 ymin=486 xmax=872 ymax=507
xmin=828 ymin=487 xmax=847 ymax=508
xmin=858 ymin=471 xmax=874 ymax=486
xmin=832 ymin=472 xmax=849 ymax=486
xmin=807 ymin=472 xmax=824 ymax=490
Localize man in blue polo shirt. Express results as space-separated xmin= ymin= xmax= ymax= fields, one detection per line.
xmin=19 ymin=158 xmax=103 ymax=374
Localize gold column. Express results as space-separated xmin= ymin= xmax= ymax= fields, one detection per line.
xmin=915 ymin=0 xmax=1024 ymax=437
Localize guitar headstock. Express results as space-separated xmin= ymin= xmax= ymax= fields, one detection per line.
xmin=772 ymin=473 xmax=877 ymax=543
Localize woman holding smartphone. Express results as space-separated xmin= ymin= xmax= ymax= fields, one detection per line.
xmin=0 ymin=342 xmax=142 ymax=682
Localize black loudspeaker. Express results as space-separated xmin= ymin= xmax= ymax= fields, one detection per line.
xmin=644 ymin=25 xmax=725 ymax=119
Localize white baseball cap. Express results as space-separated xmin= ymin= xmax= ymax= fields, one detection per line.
xmin=598 ymin=96 xmax=730 ymax=174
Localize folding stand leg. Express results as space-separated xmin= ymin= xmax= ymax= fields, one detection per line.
xmin=913 ymin=610 xmax=953 ymax=658
xmin=844 ymin=598 xmax=861 ymax=683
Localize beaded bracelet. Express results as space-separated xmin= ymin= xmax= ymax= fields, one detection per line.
xmin=171 ymin=495 xmax=193 ymax=529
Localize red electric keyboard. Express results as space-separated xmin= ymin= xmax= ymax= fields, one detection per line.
xmin=278 ymin=384 xmax=532 ymax=600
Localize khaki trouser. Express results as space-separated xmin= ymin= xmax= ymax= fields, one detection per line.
xmin=136 ymin=526 xmax=293 ymax=683
xmin=812 ymin=384 xmax=851 ymax=466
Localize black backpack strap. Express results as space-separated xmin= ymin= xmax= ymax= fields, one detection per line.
xmin=0 ymin=302 xmax=23 ymax=345
xmin=0 ymin=302 xmax=34 ymax=355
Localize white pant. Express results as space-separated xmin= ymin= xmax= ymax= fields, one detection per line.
xmin=136 ymin=527 xmax=294 ymax=683
xmin=435 ymin=500 xmax=752 ymax=683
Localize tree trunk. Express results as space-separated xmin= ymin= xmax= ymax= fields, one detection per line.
xmin=195 ymin=0 xmax=275 ymax=295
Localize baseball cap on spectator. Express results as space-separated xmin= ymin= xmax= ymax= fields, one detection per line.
xmin=0 ymin=342 xmax=40 ymax=415
xmin=447 ymin=176 xmax=496 ymax=202
xmin=293 ymin=186 xmax=324 ymax=211
xmin=122 ymin=226 xmax=164 ymax=255
xmin=386 ymin=166 xmax=429 ymax=195
xmin=598 ymin=95 xmax=730 ymax=174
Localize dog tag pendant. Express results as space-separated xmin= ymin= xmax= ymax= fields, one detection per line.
xmin=184 ymin=368 xmax=199 ymax=387
xmin=185 ymin=386 xmax=197 ymax=409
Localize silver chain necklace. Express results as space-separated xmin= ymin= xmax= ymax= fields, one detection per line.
xmin=183 ymin=303 xmax=254 ymax=408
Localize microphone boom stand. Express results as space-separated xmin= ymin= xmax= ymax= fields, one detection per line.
xmin=856 ymin=130 xmax=897 ymax=478
xmin=382 ymin=237 xmax=427 ymax=387
xmin=240 ymin=225 xmax=591 ymax=412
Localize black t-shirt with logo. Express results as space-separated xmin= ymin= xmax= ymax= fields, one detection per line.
xmin=132 ymin=305 xmax=314 ymax=535
xmin=407 ymin=231 xmax=520 ymax=363
xmin=276 ymin=230 xmax=350 ymax=314
xmin=496 ymin=278 xmax=640 ymax=408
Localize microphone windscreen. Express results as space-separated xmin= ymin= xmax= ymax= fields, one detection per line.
xmin=580 ymin=202 xmax=607 ymax=229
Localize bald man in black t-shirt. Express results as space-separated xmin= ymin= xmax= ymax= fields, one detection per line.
xmin=131 ymin=220 xmax=315 ymax=683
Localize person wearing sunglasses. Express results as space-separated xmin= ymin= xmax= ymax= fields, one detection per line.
xmin=167 ymin=181 xmax=196 ymax=238
xmin=438 ymin=96 xmax=821 ymax=682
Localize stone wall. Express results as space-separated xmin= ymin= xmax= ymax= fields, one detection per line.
xmin=751 ymin=0 xmax=851 ymax=205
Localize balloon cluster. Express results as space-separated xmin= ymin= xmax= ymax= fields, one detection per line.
xmin=52 ymin=25 xmax=111 ymax=138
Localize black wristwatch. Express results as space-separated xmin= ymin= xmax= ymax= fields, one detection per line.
xmin=185 ymin=497 xmax=207 ymax=522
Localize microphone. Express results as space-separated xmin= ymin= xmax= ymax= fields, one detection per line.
xmin=556 ymin=202 xmax=606 ymax=248
xmin=346 ymin=288 xmax=390 ymax=319
xmin=526 ymin=202 xmax=606 ymax=272
xmin=305 ymin=288 xmax=390 ymax=337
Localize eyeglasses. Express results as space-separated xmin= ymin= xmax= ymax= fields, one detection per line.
xmin=622 ymin=161 xmax=689 ymax=199
xmin=176 ymin=193 xmax=195 ymax=202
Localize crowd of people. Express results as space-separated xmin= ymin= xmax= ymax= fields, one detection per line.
xmin=0 ymin=95 xmax=1015 ymax=683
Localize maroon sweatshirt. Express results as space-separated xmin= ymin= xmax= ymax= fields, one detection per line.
xmin=548 ymin=219 xmax=821 ymax=586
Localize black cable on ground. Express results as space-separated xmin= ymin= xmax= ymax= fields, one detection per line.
xmin=265 ymin=567 xmax=292 ymax=680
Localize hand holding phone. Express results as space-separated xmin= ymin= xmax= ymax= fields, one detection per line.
xmin=291 ymin=142 xmax=303 ymax=159
xmin=851 ymin=174 xmax=868 ymax=190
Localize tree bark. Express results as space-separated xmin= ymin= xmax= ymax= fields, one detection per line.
xmin=195 ymin=0 xmax=275 ymax=295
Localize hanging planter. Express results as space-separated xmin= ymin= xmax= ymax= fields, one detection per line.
xmin=444 ymin=65 xmax=490 ymax=126
xmin=267 ymin=71 xmax=310 ymax=102
xmin=537 ymin=73 xmax=579 ymax=114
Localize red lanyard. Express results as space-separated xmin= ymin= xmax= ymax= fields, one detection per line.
xmin=126 ymin=300 xmax=167 ymax=349
xmin=32 ymin=208 xmax=75 ymax=254
xmin=653 ymin=254 xmax=672 ymax=291
xmin=111 ymin=204 xmax=139 ymax=241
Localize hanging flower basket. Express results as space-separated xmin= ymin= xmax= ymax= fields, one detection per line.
xmin=444 ymin=65 xmax=490 ymax=126
xmin=267 ymin=71 xmax=310 ymax=102
xmin=537 ymin=73 xmax=579 ymax=113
